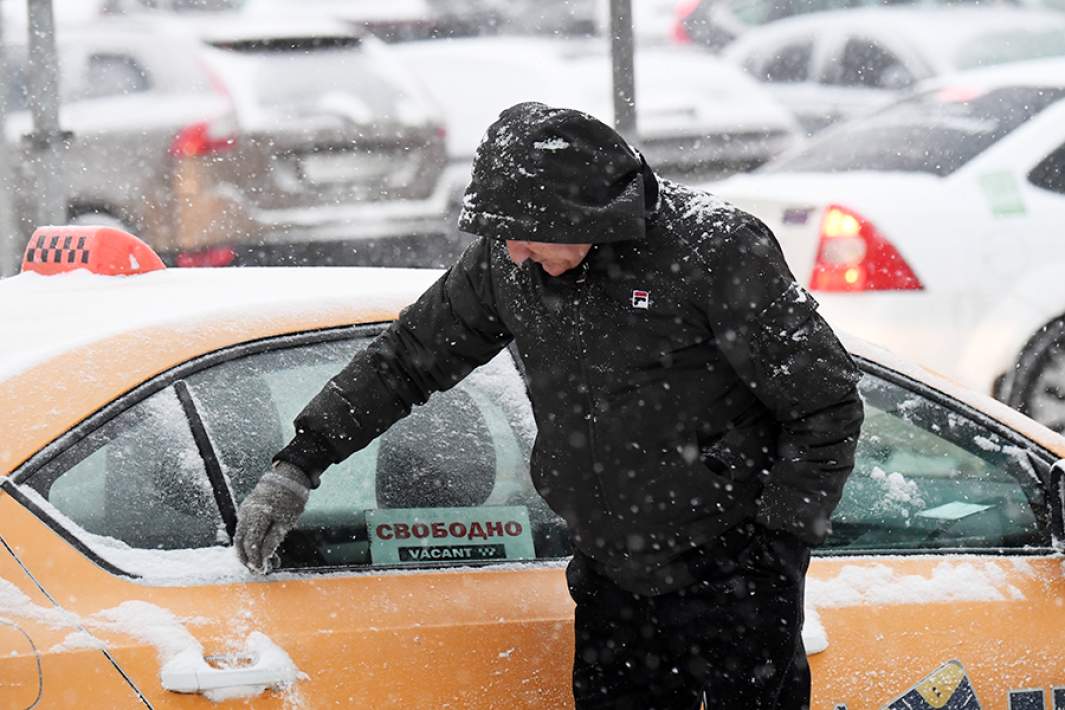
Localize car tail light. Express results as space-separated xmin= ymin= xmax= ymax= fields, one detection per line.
xmin=169 ymin=120 xmax=237 ymax=158
xmin=809 ymin=205 xmax=922 ymax=292
xmin=672 ymin=0 xmax=700 ymax=43
xmin=175 ymin=246 xmax=236 ymax=268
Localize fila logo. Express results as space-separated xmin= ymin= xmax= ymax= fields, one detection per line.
xmin=631 ymin=290 xmax=650 ymax=309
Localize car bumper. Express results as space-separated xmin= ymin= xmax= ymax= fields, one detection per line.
xmin=247 ymin=180 xmax=454 ymax=245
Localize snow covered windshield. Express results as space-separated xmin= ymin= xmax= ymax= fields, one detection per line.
xmin=766 ymin=86 xmax=1065 ymax=177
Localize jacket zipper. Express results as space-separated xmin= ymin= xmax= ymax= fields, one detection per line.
xmin=573 ymin=262 xmax=613 ymax=515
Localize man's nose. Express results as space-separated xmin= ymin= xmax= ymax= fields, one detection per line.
xmin=506 ymin=241 xmax=531 ymax=265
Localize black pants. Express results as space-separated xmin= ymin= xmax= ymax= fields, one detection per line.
xmin=568 ymin=524 xmax=811 ymax=710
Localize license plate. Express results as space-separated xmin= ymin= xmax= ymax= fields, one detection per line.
xmin=301 ymin=151 xmax=395 ymax=185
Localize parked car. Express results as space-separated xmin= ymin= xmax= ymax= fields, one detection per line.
xmin=391 ymin=36 xmax=799 ymax=213
xmin=723 ymin=7 xmax=1065 ymax=133
xmin=240 ymin=0 xmax=507 ymax=42
xmin=2 ymin=225 xmax=1065 ymax=707
xmin=674 ymin=0 xmax=1065 ymax=53
xmin=131 ymin=15 xmax=455 ymax=266
xmin=3 ymin=18 xmax=454 ymax=268
xmin=711 ymin=58 xmax=1065 ymax=433
xmin=0 ymin=0 xmax=240 ymax=32
xmin=2 ymin=24 xmax=229 ymax=249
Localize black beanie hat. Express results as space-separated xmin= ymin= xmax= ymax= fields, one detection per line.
xmin=457 ymin=101 xmax=653 ymax=244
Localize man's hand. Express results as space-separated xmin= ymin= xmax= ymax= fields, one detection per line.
xmin=234 ymin=461 xmax=312 ymax=574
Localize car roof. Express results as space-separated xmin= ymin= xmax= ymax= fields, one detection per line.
xmin=922 ymin=56 xmax=1065 ymax=92
xmin=0 ymin=267 xmax=440 ymax=471
xmin=727 ymin=6 xmax=1065 ymax=73
xmin=108 ymin=13 xmax=360 ymax=45
xmin=1 ymin=266 xmax=1062 ymax=474
xmin=393 ymin=36 xmax=792 ymax=155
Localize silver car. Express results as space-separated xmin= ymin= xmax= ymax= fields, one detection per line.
xmin=5 ymin=19 xmax=453 ymax=267
xmin=723 ymin=7 xmax=1065 ymax=134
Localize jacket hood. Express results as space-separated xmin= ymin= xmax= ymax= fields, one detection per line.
xmin=457 ymin=101 xmax=656 ymax=245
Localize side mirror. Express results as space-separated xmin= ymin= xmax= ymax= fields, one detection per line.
xmin=1052 ymin=459 xmax=1065 ymax=551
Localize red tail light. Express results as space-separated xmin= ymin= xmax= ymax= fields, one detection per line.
xmin=175 ymin=246 xmax=236 ymax=268
xmin=809 ymin=205 xmax=922 ymax=292
xmin=672 ymin=0 xmax=700 ymax=43
xmin=169 ymin=121 xmax=237 ymax=158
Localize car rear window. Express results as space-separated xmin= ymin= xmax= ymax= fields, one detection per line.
xmin=208 ymin=35 xmax=362 ymax=53
xmin=205 ymin=36 xmax=405 ymax=111
xmin=766 ymin=85 xmax=1065 ymax=176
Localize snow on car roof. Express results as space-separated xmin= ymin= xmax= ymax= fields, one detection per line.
xmin=393 ymin=36 xmax=793 ymax=157
xmin=726 ymin=6 xmax=1065 ymax=75
xmin=2 ymin=264 xmax=1061 ymax=468
xmin=0 ymin=266 xmax=440 ymax=381
xmin=117 ymin=12 xmax=359 ymax=45
xmin=923 ymin=56 xmax=1065 ymax=92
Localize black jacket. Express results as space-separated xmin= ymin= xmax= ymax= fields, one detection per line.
xmin=277 ymin=103 xmax=864 ymax=594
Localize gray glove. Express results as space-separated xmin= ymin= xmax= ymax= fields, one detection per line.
xmin=234 ymin=461 xmax=312 ymax=574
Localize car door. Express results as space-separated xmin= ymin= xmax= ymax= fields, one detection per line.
xmin=809 ymin=359 xmax=1065 ymax=709
xmin=0 ymin=534 xmax=146 ymax=707
xmin=1 ymin=327 xmax=575 ymax=707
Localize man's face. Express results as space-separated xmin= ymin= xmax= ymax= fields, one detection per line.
xmin=506 ymin=240 xmax=593 ymax=277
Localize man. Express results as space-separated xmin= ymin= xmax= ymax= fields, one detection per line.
xmin=235 ymin=102 xmax=864 ymax=709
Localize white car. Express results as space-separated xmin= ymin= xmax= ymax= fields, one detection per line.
xmin=723 ymin=7 xmax=1065 ymax=134
xmin=712 ymin=58 xmax=1065 ymax=432
xmin=391 ymin=36 xmax=799 ymax=209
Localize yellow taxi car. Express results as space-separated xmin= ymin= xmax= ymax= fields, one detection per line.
xmin=2 ymin=227 xmax=1064 ymax=709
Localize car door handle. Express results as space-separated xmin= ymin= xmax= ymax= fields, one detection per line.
xmin=160 ymin=638 xmax=302 ymax=695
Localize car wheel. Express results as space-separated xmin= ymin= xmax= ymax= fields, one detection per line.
xmin=1009 ymin=318 xmax=1065 ymax=434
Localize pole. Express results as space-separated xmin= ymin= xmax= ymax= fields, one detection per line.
xmin=609 ymin=0 xmax=636 ymax=139
xmin=0 ymin=8 xmax=21 ymax=276
xmin=25 ymin=0 xmax=66 ymax=233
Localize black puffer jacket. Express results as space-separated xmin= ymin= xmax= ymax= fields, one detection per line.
xmin=277 ymin=103 xmax=864 ymax=594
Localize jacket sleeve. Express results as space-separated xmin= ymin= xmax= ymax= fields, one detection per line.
xmin=702 ymin=219 xmax=864 ymax=544
xmin=274 ymin=238 xmax=513 ymax=481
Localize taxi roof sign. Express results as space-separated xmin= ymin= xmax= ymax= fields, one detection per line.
xmin=22 ymin=226 xmax=166 ymax=276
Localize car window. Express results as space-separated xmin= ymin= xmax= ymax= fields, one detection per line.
xmin=758 ymin=40 xmax=814 ymax=83
xmin=823 ymin=38 xmax=913 ymax=89
xmin=75 ymin=53 xmax=152 ymax=100
xmin=203 ymin=37 xmax=408 ymax=117
xmin=768 ymin=86 xmax=1065 ymax=176
xmin=186 ymin=335 xmax=570 ymax=570
xmin=22 ymin=387 xmax=225 ymax=550
xmin=1028 ymin=140 xmax=1065 ymax=195
xmin=725 ymin=0 xmax=774 ymax=26
xmin=825 ymin=371 xmax=1046 ymax=552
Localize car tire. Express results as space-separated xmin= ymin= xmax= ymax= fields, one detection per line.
xmin=1007 ymin=318 xmax=1065 ymax=434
